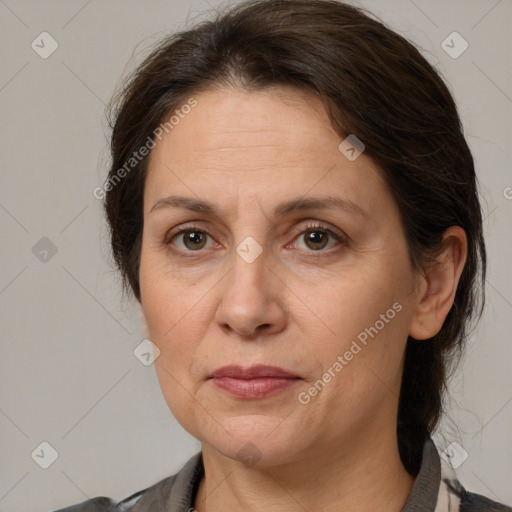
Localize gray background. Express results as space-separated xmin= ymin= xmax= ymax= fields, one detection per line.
xmin=0 ymin=0 xmax=510 ymax=510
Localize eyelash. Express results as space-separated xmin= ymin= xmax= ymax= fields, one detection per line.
xmin=164 ymin=222 xmax=349 ymax=258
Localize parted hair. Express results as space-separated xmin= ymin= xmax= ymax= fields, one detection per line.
xmin=104 ymin=0 xmax=487 ymax=475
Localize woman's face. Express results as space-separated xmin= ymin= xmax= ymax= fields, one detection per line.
xmin=139 ymin=85 xmax=424 ymax=466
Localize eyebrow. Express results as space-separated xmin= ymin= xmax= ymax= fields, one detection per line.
xmin=149 ymin=195 xmax=370 ymax=220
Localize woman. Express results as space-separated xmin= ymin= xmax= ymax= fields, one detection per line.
xmin=56 ymin=0 xmax=511 ymax=510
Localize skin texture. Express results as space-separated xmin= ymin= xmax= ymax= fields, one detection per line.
xmin=139 ymin=85 xmax=467 ymax=512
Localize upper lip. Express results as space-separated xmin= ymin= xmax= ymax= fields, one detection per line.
xmin=209 ymin=364 xmax=300 ymax=379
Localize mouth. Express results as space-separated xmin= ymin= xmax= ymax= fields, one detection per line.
xmin=208 ymin=364 xmax=302 ymax=399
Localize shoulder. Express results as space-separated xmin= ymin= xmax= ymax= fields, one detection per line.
xmin=51 ymin=474 xmax=177 ymax=512
xmin=51 ymin=496 xmax=117 ymax=511
xmin=50 ymin=452 xmax=203 ymax=512
xmin=408 ymin=437 xmax=512 ymax=512
xmin=443 ymin=469 xmax=512 ymax=511
xmin=456 ymin=486 xmax=512 ymax=512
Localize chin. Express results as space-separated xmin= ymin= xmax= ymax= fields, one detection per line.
xmin=199 ymin=415 xmax=308 ymax=468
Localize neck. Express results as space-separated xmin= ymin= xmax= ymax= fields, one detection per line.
xmin=194 ymin=428 xmax=416 ymax=512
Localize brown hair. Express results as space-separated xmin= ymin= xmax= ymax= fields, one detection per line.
xmin=104 ymin=0 xmax=486 ymax=475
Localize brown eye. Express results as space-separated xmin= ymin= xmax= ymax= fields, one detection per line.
xmin=303 ymin=229 xmax=330 ymax=250
xmin=292 ymin=222 xmax=347 ymax=254
xmin=181 ymin=230 xmax=208 ymax=250
xmin=166 ymin=226 xmax=215 ymax=252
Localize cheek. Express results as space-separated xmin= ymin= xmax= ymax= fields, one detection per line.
xmin=139 ymin=255 xmax=215 ymax=377
xmin=315 ymin=271 xmax=407 ymax=349
xmin=141 ymin=278 xmax=206 ymax=352
xmin=307 ymin=260 xmax=413 ymax=400
xmin=140 ymin=246 xmax=189 ymax=334
xmin=140 ymin=274 xmax=209 ymax=422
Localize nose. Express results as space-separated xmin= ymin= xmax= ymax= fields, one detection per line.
xmin=215 ymin=241 xmax=287 ymax=338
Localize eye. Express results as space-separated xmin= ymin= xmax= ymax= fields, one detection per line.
xmin=290 ymin=222 xmax=348 ymax=253
xmin=166 ymin=225 xmax=217 ymax=252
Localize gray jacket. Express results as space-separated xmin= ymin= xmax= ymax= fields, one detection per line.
xmin=52 ymin=437 xmax=511 ymax=511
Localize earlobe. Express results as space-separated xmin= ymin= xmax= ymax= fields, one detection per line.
xmin=409 ymin=226 xmax=467 ymax=341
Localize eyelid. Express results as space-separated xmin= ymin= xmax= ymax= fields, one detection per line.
xmin=164 ymin=222 xmax=215 ymax=245
xmin=292 ymin=220 xmax=349 ymax=244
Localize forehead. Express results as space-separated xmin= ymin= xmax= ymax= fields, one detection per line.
xmin=144 ymin=86 xmax=389 ymax=221
xmin=159 ymin=86 xmax=336 ymax=155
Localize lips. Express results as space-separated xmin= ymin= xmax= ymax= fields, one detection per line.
xmin=209 ymin=364 xmax=301 ymax=399
xmin=210 ymin=364 xmax=299 ymax=379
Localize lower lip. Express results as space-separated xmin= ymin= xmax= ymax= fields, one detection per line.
xmin=211 ymin=377 xmax=301 ymax=398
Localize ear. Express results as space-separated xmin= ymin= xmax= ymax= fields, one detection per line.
xmin=409 ymin=226 xmax=468 ymax=341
